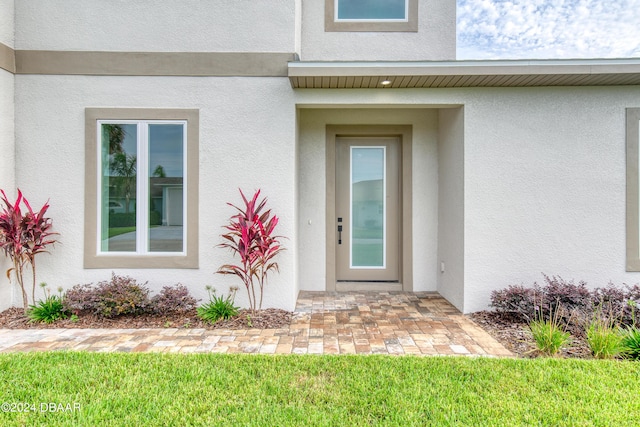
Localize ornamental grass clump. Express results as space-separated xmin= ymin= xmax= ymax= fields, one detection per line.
xmin=217 ymin=189 xmax=285 ymax=313
xmin=0 ymin=189 xmax=58 ymax=311
xmin=586 ymin=305 xmax=625 ymax=359
xmin=528 ymin=303 xmax=571 ymax=357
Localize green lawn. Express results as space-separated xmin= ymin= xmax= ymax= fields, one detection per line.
xmin=107 ymin=226 xmax=137 ymax=238
xmin=0 ymin=353 xmax=638 ymax=426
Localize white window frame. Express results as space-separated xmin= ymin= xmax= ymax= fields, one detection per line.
xmin=85 ymin=108 xmax=199 ymax=269
xmin=96 ymin=119 xmax=187 ymax=256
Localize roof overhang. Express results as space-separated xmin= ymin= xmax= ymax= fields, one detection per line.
xmin=288 ymin=58 xmax=640 ymax=89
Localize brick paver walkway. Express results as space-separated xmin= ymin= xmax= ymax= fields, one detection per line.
xmin=0 ymin=292 xmax=512 ymax=357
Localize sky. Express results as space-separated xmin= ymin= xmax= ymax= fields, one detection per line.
xmin=457 ymin=0 xmax=640 ymax=60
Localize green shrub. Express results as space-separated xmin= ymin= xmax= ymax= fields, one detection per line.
xmin=109 ymin=213 xmax=136 ymax=227
xmin=621 ymin=327 xmax=640 ymax=360
xmin=197 ymin=286 xmax=239 ymax=324
xmin=149 ymin=210 xmax=162 ymax=226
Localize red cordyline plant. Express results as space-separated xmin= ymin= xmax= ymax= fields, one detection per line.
xmin=217 ymin=189 xmax=284 ymax=313
xmin=0 ymin=189 xmax=58 ymax=311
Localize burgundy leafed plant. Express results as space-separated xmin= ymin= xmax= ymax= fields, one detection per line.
xmin=0 ymin=189 xmax=58 ymax=311
xmin=217 ymin=189 xmax=284 ymax=313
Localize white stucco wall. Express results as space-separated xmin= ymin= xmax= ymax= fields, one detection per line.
xmin=0 ymin=0 xmax=14 ymax=310
xmin=10 ymin=70 xmax=640 ymax=314
xmin=300 ymin=0 xmax=456 ymax=61
xmin=13 ymin=75 xmax=298 ymax=311
xmin=0 ymin=0 xmax=14 ymax=47
xmin=461 ymin=86 xmax=640 ymax=312
xmin=0 ymin=69 xmax=14 ymax=310
xmin=297 ymin=107 xmax=440 ymax=292
xmin=15 ymin=0 xmax=296 ymax=52
xmin=437 ymin=107 xmax=464 ymax=311
xmin=295 ymin=86 xmax=640 ymax=312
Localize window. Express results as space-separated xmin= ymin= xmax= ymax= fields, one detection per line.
xmin=85 ymin=108 xmax=199 ymax=268
xmin=337 ymin=0 xmax=407 ymax=21
xmin=627 ymin=108 xmax=640 ymax=271
xmin=325 ymin=0 xmax=418 ymax=32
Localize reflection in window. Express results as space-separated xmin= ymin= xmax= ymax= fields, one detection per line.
xmin=99 ymin=121 xmax=185 ymax=254
xmin=351 ymin=147 xmax=385 ymax=268
xmin=337 ymin=0 xmax=407 ymax=21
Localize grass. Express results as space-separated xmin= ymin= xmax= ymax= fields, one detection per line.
xmin=108 ymin=226 xmax=137 ymax=238
xmin=0 ymin=353 xmax=639 ymax=426
xmin=108 ymin=225 xmax=160 ymax=238
xmin=528 ymin=319 xmax=571 ymax=356
xmin=587 ymin=322 xmax=625 ymax=359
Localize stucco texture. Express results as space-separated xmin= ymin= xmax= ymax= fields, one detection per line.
xmin=10 ymin=77 xmax=640 ymax=313
xmin=0 ymin=0 xmax=14 ymax=47
xmin=297 ymin=108 xmax=440 ymax=293
xmin=15 ymin=0 xmax=296 ymax=52
xmin=13 ymin=75 xmax=298 ymax=311
xmin=0 ymin=69 xmax=14 ymax=310
xmin=295 ymin=86 xmax=640 ymax=312
xmin=300 ymin=0 xmax=456 ymax=61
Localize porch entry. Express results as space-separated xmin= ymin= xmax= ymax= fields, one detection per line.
xmin=335 ymin=136 xmax=401 ymax=289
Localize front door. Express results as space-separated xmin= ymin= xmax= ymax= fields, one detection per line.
xmin=335 ymin=136 xmax=401 ymax=285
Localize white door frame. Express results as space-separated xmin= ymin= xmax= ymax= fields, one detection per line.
xmin=325 ymin=125 xmax=413 ymax=291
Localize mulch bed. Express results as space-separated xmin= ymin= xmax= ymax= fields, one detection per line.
xmin=470 ymin=311 xmax=591 ymax=359
xmin=0 ymin=307 xmax=292 ymax=331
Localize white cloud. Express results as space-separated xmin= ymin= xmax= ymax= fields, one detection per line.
xmin=457 ymin=0 xmax=640 ymax=59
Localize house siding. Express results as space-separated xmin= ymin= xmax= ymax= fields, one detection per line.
xmin=301 ymin=0 xmax=456 ymax=61
xmin=14 ymin=0 xmax=297 ymax=53
xmin=294 ymin=86 xmax=640 ymax=312
xmin=13 ymin=75 xmax=298 ymax=310
xmin=462 ymin=86 xmax=634 ymax=312
xmin=2 ymin=0 xmax=640 ymax=314
xmin=297 ymin=108 xmax=439 ymax=293
xmin=0 ymin=0 xmax=14 ymax=311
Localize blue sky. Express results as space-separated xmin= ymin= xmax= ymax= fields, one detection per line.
xmin=457 ymin=0 xmax=640 ymax=59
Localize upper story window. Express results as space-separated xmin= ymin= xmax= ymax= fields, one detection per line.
xmin=326 ymin=0 xmax=418 ymax=32
xmin=85 ymin=108 xmax=199 ymax=269
xmin=336 ymin=0 xmax=408 ymax=21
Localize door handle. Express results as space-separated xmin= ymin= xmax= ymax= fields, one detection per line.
xmin=338 ymin=225 xmax=343 ymax=244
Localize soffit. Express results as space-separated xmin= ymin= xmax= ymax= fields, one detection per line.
xmin=288 ymin=59 xmax=640 ymax=89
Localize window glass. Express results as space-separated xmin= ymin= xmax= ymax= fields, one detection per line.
xmin=351 ymin=147 xmax=385 ymax=267
xmin=337 ymin=0 xmax=407 ymax=21
xmin=101 ymin=123 xmax=138 ymax=252
xmin=99 ymin=121 xmax=185 ymax=255
xmin=148 ymin=124 xmax=184 ymax=252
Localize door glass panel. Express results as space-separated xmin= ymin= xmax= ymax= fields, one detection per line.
xmin=148 ymin=124 xmax=184 ymax=252
xmin=351 ymin=147 xmax=385 ymax=267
